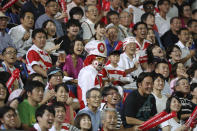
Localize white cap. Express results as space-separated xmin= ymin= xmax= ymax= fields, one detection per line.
xmin=85 ymin=40 xmax=107 ymax=57
xmin=8 ymin=89 xmax=23 ymax=102
xmin=122 ymin=37 xmax=137 ymax=50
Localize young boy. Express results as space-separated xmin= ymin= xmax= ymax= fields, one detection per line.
xmin=103 ymin=51 xmax=126 ymax=85
xmin=49 ymin=102 xmax=79 ymax=131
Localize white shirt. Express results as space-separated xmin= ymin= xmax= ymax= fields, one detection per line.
xmin=175 ymin=41 xmax=191 ymax=67
xmin=162 ymin=81 xmax=171 ymax=96
xmin=128 ymin=5 xmax=145 ymax=24
xmin=161 ymin=118 xmax=182 ymax=131
xmin=155 ymin=13 xmax=171 ymax=36
xmin=8 ymin=24 xmax=32 ymax=57
xmin=152 ymin=93 xmax=168 ymax=113
xmin=118 ymin=24 xmax=132 ymax=41
xmin=44 ymin=38 xmax=56 ymax=54
xmin=78 ymin=65 xmax=99 ymax=104
xmin=81 ymin=18 xmax=95 ymax=40
xmin=167 ymin=5 xmax=178 ymax=18
xmin=118 ymin=52 xmax=143 ymax=89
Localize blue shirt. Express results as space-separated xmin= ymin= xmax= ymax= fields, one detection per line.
xmin=77 ymin=107 xmax=101 ymax=131
xmin=35 ymin=14 xmax=64 ymax=37
xmin=0 ymin=32 xmax=15 ymax=53
xmin=105 ymin=39 xmax=118 ymax=56
xmin=21 ymin=0 xmax=45 ymax=21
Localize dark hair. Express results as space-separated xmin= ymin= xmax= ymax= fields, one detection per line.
xmin=101 ymin=85 xmax=118 ymax=97
xmin=42 ymin=20 xmax=55 ymax=29
xmin=0 ymin=106 xmax=16 ymax=118
xmin=170 ymin=17 xmax=180 ymax=24
xmin=141 ymin=12 xmax=155 ymax=23
xmin=32 ymin=28 xmax=47 ymax=39
xmin=2 ymin=46 xmax=17 ymax=55
xmin=53 ymin=102 xmax=66 ymax=112
xmin=74 ymin=113 xmax=92 ymax=131
xmin=54 ymin=83 xmax=69 ymax=93
xmin=171 ymin=62 xmax=183 ymax=78
xmin=146 ymin=44 xmax=160 ymax=64
xmin=66 ymin=19 xmax=81 ymax=31
xmin=187 ymin=63 xmax=197 ymax=78
xmin=20 ymin=10 xmax=34 ymax=19
xmin=27 ymin=73 xmax=44 ymax=82
xmin=165 ymin=94 xmax=181 ymax=119
xmin=157 ymin=0 xmax=170 ymax=9
xmin=69 ymin=7 xmax=84 ymax=19
xmin=136 ymin=72 xmax=153 ymax=88
xmin=152 ymin=73 xmax=165 ymax=82
xmin=0 ymin=72 xmax=11 ymax=84
xmin=69 ymin=38 xmax=84 ymax=55
xmin=175 ymin=77 xmax=188 ymax=88
xmin=0 ymin=80 xmax=9 ymax=103
xmin=45 ymin=0 xmax=56 ymax=6
xmin=109 ymin=50 xmax=121 ymax=56
xmin=155 ymin=60 xmax=169 ymax=70
xmin=187 ymin=19 xmax=197 ymax=27
xmin=86 ymin=88 xmax=100 ymax=99
xmin=132 ymin=22 xmax=147 ymax=36
xmin=166 ymin=45 xmax=181 ymax=60
xmin=192 ymin=9 xmax=197 ymax=15
xmin=94 ymin=21 xmax=106 ymax=29
xmin=190 ymin=83 xmax=197 ymax=92
xmin=180 ymin=2 xmax=191 ymax=17
xmin=106 ymin=11 xmax=119 ymax=24
xmin=35 ymin=104 xmax=55 ymax=122
xmin=177 ymin=27 xmax=189 ymax=35
xmin=143 ymin=0 xmax=156 ymax=9
xmin=24 ymin=80 xmax=45 ymax=94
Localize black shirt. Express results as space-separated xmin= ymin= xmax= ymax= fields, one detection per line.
xmin=21 ymin=0 xmax=45 ymax=21
xmin=161 ymin=29 xmax=179 ymax=49
xmin=122 ymin=90 xmax=157 ymax=127
xmin=55 ymin=34 xmax=73 ymax=54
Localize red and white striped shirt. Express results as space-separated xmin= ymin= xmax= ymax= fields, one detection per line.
xmin=102 ymin=64 xmax=126 ymax=86
xmin=26 ymin=45 xmax=52 ymax=74
xmin=135 ymin=39 xmax=151 ymax=64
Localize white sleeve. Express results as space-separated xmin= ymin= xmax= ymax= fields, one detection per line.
xmin=160 ymin=119 xmax=170 ymax=128
xmin=78 ymin=68 xmax=96 ymax=104
xmin=81 ymin=22 xmax=92 ymax=40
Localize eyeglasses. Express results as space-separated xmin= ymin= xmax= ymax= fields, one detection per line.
xmin=4 ymin=51 xmax=17 ymax=55
xmin=90 ymin=95 xmax=102 ymax=99
xmin=88 ymin=9 xmax=98 ymax=13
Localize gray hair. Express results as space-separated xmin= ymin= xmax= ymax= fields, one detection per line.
xmin=84 ymin=4 xmax=97 ymax=12
xmin=101 ymin=108 xmax=118 ymax=121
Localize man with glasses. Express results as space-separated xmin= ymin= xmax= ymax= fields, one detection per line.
xmin=77 ymin=88 xmax=102 ymax=131
xmin=118 ymin=11 xmax=133 ymax=41
xmin=82 ymin=5 xmax=98 ymax=43
xmin=26 ymin=28 xmax=52 ymax=77
xmin=0 ymin=46 xmax=24 ymax=89
xmin=35 ymin=0 xmax=64 ymax=37
xmin=0 ymin=12 xmax=15 ymax=60
xmin=101 ymin=86 xmax=122 ymax=130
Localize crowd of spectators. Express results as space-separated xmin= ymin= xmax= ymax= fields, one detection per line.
xmin=0 ymin=0 xmax=197 ymax=130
